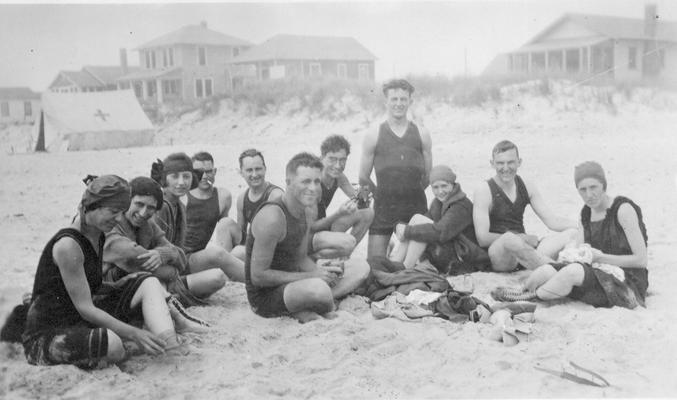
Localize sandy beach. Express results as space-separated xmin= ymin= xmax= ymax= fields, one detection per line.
xmin=1 ymin=82 xmax=677 ymax=399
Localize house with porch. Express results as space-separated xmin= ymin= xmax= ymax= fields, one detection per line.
xmin=117 ymin=21 xmax=252 ymax=104
xmin=229 ymin=34 xmax=376 ymax=83
xmin=49 ymin=63 xmax=138 ymax=93
xmin=483 ymin=5 xmax=677 ymax=83
xmin=0 ymin=87 xmax=40 ymax=124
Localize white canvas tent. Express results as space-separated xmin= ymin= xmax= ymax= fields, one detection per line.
xmin=33 ymin=90 xmax=155 ymax=152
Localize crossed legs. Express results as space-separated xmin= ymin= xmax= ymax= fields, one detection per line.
xmin=488 ymin=229 xmax=577 ymax=272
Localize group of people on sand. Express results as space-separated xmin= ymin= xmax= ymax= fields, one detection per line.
xmin=1 ymin=79 xmax=648 ymax=368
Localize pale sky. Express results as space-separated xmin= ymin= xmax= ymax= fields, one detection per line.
xmin=1 ymin=0 xmax=676 ymax=91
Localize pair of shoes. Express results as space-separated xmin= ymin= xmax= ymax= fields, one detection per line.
xmin=167 ymin=296 xmax=210 ymax=334
xmin=491 ymin=286 xmax=537 ymax=302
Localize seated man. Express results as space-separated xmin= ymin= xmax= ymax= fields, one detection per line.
xmin=473 ymin=140 xmax=577 ymax=272
xmin=245 ymin=152 xmax=370 ymax=322
xmin=103 ymin=176 xmax=226 ymax=307
xmin=151 ymin=152 xmax=245 ymax=282
xmin=311 ymin=135 xmax=374 ymax=259
xmin=389 ymin=165 xmax=488 ymax=274
xmin=183 ymin=151 xmax=241 ymax=253
xmin=229 ymin=149 xmax=284 ymax=261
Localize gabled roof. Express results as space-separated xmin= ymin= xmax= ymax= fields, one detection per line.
xmin=83 ymin=66 xmax=140 ymax=86
xmin=230 ymin=34 xmax=377 ymax=64
xmin=58 ymin=70 xmax=103 ymax=88
xmin=0 ymin=87 xmax=40 ymax=100
xmin=529 ymin=13 xmax=677 ymax=44
xmin=137 ymin=23 xmax=252 ymax=49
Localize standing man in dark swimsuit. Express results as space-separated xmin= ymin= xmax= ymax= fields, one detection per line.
xmin=231 ymin=149 xmax=284 ymax=261
xmin=311 ymin=135 xmax=374 ymax=259
xmin=359 ymin=79 xmax=432 ymax=258
xmin=246 ymin=152 xmax=369 ymax=322
xmin=473 ymin=140 xmax=577 ymax=272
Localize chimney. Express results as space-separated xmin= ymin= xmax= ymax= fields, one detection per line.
xmin=644 ymin=4 xmax=657 ymax=38
xmin=120 ymin=48 xmax=128 ymax=74
xmin=200 ymin=20 xmax=207 ymax=28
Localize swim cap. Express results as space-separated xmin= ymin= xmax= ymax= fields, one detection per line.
xmin=81 ymin=175 xmax=131 ymax=211
xmin=429 ymin=165 xmax=456 ymax=185
xmin=574 ymin=161 xmax=607 ymax=190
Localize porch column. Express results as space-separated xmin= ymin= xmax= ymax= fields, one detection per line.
xmin=156 ymin=78 xmax=163 ymax=104
xmin=562 ymin=49 xmax=566 ymax=72
xmin=142 ymin=80 xmax=148 ymax=100
xmin=545 ymin=51 xmax=549 ymax=71
xmin=527 ymin=53 xmax=532 ymax=73
xmin=587 ymin=46 xmax=593 ymax=72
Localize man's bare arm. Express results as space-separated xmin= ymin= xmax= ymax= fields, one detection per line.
xmin=358 ymin=130 xmax=378 ymax=193
xmin=420 ymin=127 xmax=433 ymax=188
xmin=473 ymin=184 xmax=502 ymax=247
xmin=217 ymin=187 xmax=233 ymax=219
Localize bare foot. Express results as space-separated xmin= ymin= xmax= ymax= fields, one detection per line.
xmin=292 ymin=311 xmax=322 ymax=323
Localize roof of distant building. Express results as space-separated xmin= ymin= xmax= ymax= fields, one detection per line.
xmin=83 ymin=66 xmax=141 ymax=86
xmin=529 ymin=13 xmax=677 ymax=44
xmin=0 ymin=87 xmax=40 ymax=100
xmin=137 ymin=22 xmax=252 ymax=49
xmin=230 ymin=34 xmax=377 ymax=63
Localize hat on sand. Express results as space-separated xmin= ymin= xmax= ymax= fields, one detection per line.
xmin=574 ymin=161 xmax=606 ymax=190
xmin=81 ymin=175 xmax=131 ymax=211
xmin=429 ymin=165 xmax=457 ymax=185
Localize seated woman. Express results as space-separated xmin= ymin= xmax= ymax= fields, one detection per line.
xmin=388 ymin=165 xmax=487 ymax=274
xmin=21 ymin=175 xmax=192 ymax=368
xmin=492 ymin=161 xmax=648 ymax=309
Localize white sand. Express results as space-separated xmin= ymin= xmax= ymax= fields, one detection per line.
xmin=2 ymin=82 xmax=677 ymax=398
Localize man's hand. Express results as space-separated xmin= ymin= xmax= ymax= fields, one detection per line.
xmin=314 ymin=262 xmax=344 ymax=287
xmin=394 ymin=223 xmax=406 ymax=241
xmin=137 ymin=250 xmax=162 ymax=272
xmin=519 ymin=234 xmax=540 ymax=248
xmin=338 ymin=199 xmax=358 ymax=216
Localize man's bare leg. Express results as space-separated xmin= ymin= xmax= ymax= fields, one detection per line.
xmin=537 ymin=228 xmax=578 ymax=260
xmin=332 ymin=208 xmax=374 ymax=246
xmin=311 ymin=231 xmax=356 ymax=259
xmin=368 ymin=234 xmax=390 ymax=258
xmin=283 ymin=278 xmax=335 ymax=323
xmin=188 ymin=246 xmax=245 ymax=282
xmin=210 ymin=217 xmax=241 ymax=252
xmin=331 ymin=258 xmax=370 ymax=299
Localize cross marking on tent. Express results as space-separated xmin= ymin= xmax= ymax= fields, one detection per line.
xmin=94 ymin=109 xmax=110 ymax=121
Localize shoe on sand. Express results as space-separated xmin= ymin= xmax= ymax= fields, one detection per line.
xmin=491 ymin=286 xmax=537 ymax=302
xmin=167 ymin=296 xmax=210 ymax=333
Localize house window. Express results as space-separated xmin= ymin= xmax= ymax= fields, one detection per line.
xmin=163 ymin=49 xmax=168 ymax=67
xmin=163 ymin=80 xmax=178 ymax=95
xmin=133 ymin=82 xmax=143 ymax=98
xmin=147 ymin=81 xmax=156 ymax=97
xmin=195 ymin=79 xmax=204 ymax=98
xmin=24 ymin=101 xmax=32 ymax=117
xmin=169 ymin=48 xmax=174 ymax=66
xmin=358 ymin=63 xmax=370 ymax=80
xmin=1 ymin=102 xmax=8 ymax=117
xmin=232 ymin=47 xmax=240 ymax=58
xmin=309 ymin=63 xmax=321 ymax=76
xmin=205 ymin=78 xmax=213 ymax=97
xmin=337 ymin=63 xmax=347 ymax=78
xmin=198 ymin=47 xmax=206 ymax=66
xmin=145 ymin=52 xmax=151 ymax=69
xmin=628 ymin=47 xmax=637 ymax=70
xmin=151 ymin=51 xmax=156 ymax=68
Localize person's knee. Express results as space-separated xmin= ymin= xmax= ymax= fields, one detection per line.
xmin=106 ymin=330 xmax=126 ymax=363
xmin=346 ymin=259 xmax=370 ymax=282
xmin=501 ymin=232 xmax=525 ymax=252
xmin=340 ymin=235 xmax=357 ymax=255
xmin=557 ymin=263 xmax=585 ymax=286
xmin=206 ymin=268 xmax=228 ymax=288
xmin=408 ymin=213 xmax=431 ymax=225
xmin=288 ymin=279 xmax=334 ymax=312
